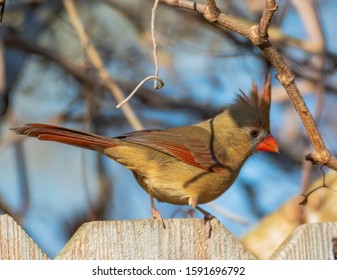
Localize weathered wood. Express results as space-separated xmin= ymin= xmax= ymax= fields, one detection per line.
xmin=56 ymin=218 xmax=256 ymax=260
xmin=241 ymin=172 xmax=337 ymax=259
xmin=0 ymin=214 xmax=49 ymax=260
xmin=271 ymin=222 xmax=337 ymax=260
xmin=2 ymin=212 xmax=336 ymax=260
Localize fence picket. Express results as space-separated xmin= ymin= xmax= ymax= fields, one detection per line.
xmin=1 ymin=214 xmax=336 ymax=260
xmin=271 ymin=222 xmax=337 ymax=260
xmin=56 ymin=219 xmax=256 ymax=260
xmin=0 ymin=214 xmax=49 ymax=260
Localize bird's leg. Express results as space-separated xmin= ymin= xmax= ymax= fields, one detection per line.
xmin=189 ymin=198 xmax=215 ymax=237
xmin=195 ymin=206 xmax=215 ymax=238
xmin=148 ymin=188 xmax=166 ymax=229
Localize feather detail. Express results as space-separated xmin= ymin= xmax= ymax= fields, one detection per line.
xmin=118 ymin=129 xmax=225 ymax=172
xmin=260 ymin=74 xmax=271 ymax=128
xmin=250 ymin=80 xmax=259 ymax=109
xmin=13 ymin=124 xmax=226 ymax=172
xmin=229 ymin=74 xmax=271 ymax=129
xmin=11 ymin=123 xmax=116 ymax=150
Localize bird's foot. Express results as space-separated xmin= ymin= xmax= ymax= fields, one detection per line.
xmin=195 ymin=205 xmax=215 ymax=238
xmin=203 ymin=212 xmax=215 ymax=238
xmin=152 ymin=207 xmax=166 ymax=229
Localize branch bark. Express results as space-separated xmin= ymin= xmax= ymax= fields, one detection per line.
xmin=159 ymin=0 xmax=337 ymax=171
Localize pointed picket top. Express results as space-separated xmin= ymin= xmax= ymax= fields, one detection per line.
xmin=0 ymin=214 xmax=49 ymax=260
xmin=56 ymin=218 xmax=256 ymax=260
xmin=271 ymin=222 xmax=337 ymax=260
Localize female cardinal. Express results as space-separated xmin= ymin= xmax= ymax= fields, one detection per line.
xmin=12 ymin=75 xmax=278 ymax=235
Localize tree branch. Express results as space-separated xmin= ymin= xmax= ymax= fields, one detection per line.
xmin=258 ymin=0 xmax=278 ymax=38
xmin=63 ymin=0 xmax=143 ymax=130
xmin=160 ymin=0 xmax=337 ymax=171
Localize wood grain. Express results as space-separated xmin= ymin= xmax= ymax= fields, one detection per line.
xmin=271 ymin=222 xmax=337 ymax=260
xmin=56 ymin=218 xmax=256 ymax=260
xmin=0 ymin=214 xmax=49 ymax=260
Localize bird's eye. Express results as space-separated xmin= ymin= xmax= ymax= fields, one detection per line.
xmin=250 ymin=129 xmax=259 ymax=138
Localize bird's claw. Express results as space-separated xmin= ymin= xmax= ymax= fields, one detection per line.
xmin=194 ymin=205 xmax=215 ymax=238
xmin=152 ymin=207 xmax=166 ymax=229
xmin=203 ymin=212 xmax=215 ymax=238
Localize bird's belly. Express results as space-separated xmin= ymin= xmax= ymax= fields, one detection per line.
xmin=104 ymin=145 xmax=238 ymax=206
xmin=134 ymin=164 xmax=236 ymax=206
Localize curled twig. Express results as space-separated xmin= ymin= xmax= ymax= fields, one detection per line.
xmin=116 ymin=76 xmax=164 ymax=108
xmin=116 ymin=0 xmax=165 ymax=109
xmin=299 ymin=166 xmax=337 ymax=205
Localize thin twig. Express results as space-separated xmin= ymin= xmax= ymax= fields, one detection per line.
xmin=294 ymin=0 xmax=326 ymax=205
xmin=63 ymin=0 xmax=143 ymax=130
xmin=116 ymin=76 xmax=164 ymax=108
xmin=299 ymin=166 xmax=337 ymax=205
xmin=258 ymin=0 xmax=278 ymax=38
xmin=151 ymin=0 xmax=161 ymax=88
xmin=117 ymin=0 xmax=165 ymax=109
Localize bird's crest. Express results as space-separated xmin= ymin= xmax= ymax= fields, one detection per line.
xmin=229 ymin=74 xmax=271 ymax=129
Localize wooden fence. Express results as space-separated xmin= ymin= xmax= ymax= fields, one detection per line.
xmin=0 ymin=214 xmax=336 ymax=260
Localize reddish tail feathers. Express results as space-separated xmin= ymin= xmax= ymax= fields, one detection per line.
xmin=12 ymin=123 xmax=116 ymax=150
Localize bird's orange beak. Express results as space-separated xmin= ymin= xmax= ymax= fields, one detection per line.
xmin=256 ymin=135 xmax=279 ymax=153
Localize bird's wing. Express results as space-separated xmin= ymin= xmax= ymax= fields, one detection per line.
xmin=118 ymin=128 xmax=225 ymax=172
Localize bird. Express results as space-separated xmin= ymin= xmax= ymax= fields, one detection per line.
xmin=12 ymin=75 xmax=278 ymax=236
